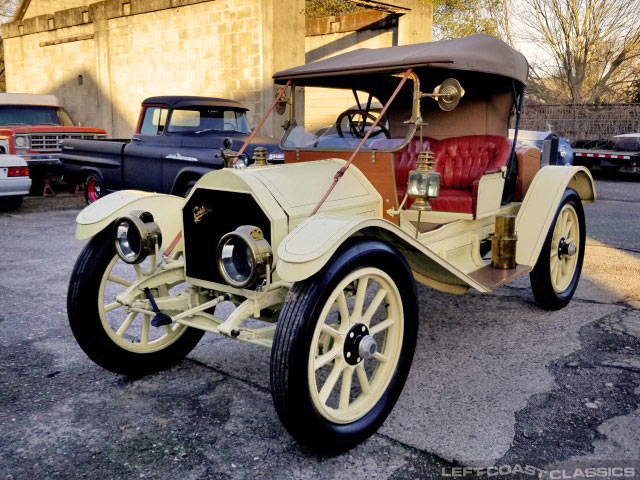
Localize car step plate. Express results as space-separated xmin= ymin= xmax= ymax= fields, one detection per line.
xmin=467 ymin=263 xmax=532 ymax=290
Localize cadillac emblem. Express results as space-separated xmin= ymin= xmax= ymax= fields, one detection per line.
xmin=193 ymin=205 xmax=212 ymax=223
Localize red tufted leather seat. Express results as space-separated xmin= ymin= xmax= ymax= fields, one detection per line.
xmin=394 ymin=135 xmax=512 ymax=215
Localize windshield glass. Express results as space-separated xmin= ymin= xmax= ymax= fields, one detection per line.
xmin=167 ymin=107 xmax=250 ymax=134
xmin=0 ymin=105 xmax=75 ymax=126
xmin=282 ymin=86 xmax=413 ymax=152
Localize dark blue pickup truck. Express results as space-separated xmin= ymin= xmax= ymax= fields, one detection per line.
xmin=60 ymin=96 xmax=282 ymax=203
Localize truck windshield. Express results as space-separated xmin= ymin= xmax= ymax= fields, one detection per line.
xmin=167 ymin=107 xmax=250 ymax=134
xmin=0 ymin=105 xmax=75 ymax=126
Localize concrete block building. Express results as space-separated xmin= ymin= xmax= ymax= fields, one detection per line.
xmin=2 ymin=0 xmax=431 ymax=138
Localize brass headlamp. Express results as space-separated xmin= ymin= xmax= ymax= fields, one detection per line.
xmin=217 ymin=225 xmax=272 ymax=288
xmin=408 ymin=149 xmax=441 ymax=211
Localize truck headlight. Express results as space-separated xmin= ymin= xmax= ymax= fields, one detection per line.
xmin=14 ymin=135 xmax=28 ymax=148
xmin=113 ymin=210 xmax=162 ymax=264
xmin=267 ymin=151 xmax=285 ymax=163
xmin=217 ymin=225 xmax=272 ymax=288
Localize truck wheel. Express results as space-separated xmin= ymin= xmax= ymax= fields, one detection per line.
xmin=270 ymin=239 xmax=418 ymax=453
xmin=179 ymin=179 xmax=199 ymax=198
xmin=84 ymin=174 xmax=103 ymax=204
xmin=530 ymin=188 xmax=585 ymax=310
xmin=68 ymin=229 xmax=205 ymax=376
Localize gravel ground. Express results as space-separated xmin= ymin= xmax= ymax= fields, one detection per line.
xmin=0 ymin=176 xmax=639 ymax=480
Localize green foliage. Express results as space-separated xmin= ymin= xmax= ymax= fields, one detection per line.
xmin=432 ymin=0 xmax=506 ymax=40
xmin=305 ymin=0 xmax=363 ymax=18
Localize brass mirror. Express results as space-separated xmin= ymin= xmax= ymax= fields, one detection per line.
xmin=275 ymin=87 xmax=288 ymax=115
xmin=423 ymin=78 xmax=465 ymax=111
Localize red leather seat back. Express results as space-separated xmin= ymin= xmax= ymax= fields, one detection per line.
xmin=432 ymin=135 xmax=511 ymax=189
xmin=393 ymin=135 xmax=511 ymax=214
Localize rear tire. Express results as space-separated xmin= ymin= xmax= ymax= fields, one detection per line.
xmin=270 ymin=239 xmax=418 ymax=453
xmin=84 ymin=174 xmax=103 ymax=204
xmin=68 ymin=229 xmax=205 ymax=376
xmin=530 ymin=188 xmax=585 ymax=310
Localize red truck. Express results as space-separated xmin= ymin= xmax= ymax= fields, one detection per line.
xmin=0 ymin=93 xmax=107 ymax=188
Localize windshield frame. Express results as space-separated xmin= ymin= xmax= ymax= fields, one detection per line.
xmin=279 ymin=80 xmax=418 ymax=154
xmin=166 ymin=106 xmax=251 ymax=135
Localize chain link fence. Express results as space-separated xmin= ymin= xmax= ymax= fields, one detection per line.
xmin=518 ymin=103 xmax=640 ymax=142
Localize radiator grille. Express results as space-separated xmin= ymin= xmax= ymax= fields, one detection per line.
xmin=28 ymin=133 xmax=107 ymax=152
xmin=183 ymin=189 xmax=271 ymax=285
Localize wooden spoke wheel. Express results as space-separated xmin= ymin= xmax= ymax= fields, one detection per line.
xmin=68 ymin=230 xmax=204 ymax=376
xmin=270 ymin=239 xmax=418 ymax=453
xmin=530 ymin=188 xmax=585 ymax=311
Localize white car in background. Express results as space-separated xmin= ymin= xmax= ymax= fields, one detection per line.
xmin=0 ymin=153 xmax=31 ymax=210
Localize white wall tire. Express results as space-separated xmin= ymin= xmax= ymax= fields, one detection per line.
xmin=270 ymin=239 xmax=418 ymax=453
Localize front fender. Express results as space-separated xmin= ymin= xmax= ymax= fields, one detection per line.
xmin=75 ymin=190 xmax=184 ymax=251
xmin=516 ymin=165 xmax=595 ymax=266
xmin=276 ymin=214 xmax=486 ymax=293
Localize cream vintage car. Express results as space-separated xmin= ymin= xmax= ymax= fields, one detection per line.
xmin=67 ymin=34 xmax=595 ymax=452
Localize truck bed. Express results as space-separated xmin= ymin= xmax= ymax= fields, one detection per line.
xmin=60 ymin=138 xmax=129 ymax=187
xmin=573 ymin=148 xmax=639 ymax=171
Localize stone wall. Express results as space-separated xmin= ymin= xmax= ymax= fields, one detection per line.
xmin=2 ymin=0 xmax=305 ymax=138
xmin=2 ymin=0 xmax=431 ymax=139
xmin=21 ymin=1 xmax=95 ymax=20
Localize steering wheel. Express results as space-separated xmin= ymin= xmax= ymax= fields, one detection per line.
xmin=335 ymin=110 xmax=390 ymax=139
xmin=224 ymin=122 xmax=236 ymax=131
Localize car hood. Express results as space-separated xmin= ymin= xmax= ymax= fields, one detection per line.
xmin=0 ymin=126 xmax=107 ymax=135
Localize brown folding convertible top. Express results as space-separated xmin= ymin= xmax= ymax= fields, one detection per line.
xmin=273 ymin=34 xmax=528 ymax=85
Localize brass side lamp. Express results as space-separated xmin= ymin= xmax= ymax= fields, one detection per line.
xmin=408 ymin=149 xmax=441 ymax=211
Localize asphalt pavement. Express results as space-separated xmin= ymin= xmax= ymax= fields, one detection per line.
xmin=1 ymin=175 xmax=639 ymax=480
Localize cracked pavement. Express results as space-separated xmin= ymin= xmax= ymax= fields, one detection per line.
xmin=1 ymin=174 xmax=639 ymax=479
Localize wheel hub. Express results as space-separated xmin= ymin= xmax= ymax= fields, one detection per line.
xmin=558 ymin=237 xmax=577 ymax=259
xmin=343 ymin=323 xmax=377 ymax=365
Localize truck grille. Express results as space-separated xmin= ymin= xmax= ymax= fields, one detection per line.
xmin=28 ymin=134 xmax=106 ymax=152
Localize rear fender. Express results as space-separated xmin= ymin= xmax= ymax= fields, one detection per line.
xmin=75 ymin=190 xmax=184 ymax=251
xmin=516 ymin=166 xmax=595 ymax=266
xmin=277 ymin=214 xmax=482 ymax=294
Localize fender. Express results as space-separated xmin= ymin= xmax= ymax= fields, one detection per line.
xmin=276 ymin=214 xmax=485 ymax=294
xmin=515 ymin=165 xmax=595 ymax=266
xmin=75 ymin=190 xmax=184 ymax=251
xmin=170 ymin=166 xmax=212 ymax=195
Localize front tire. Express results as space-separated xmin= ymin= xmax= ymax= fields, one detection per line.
xmin=68 ymin=229 xmax=205 ymax=376
xmin=270 ymin=239 xmax=418 ymax=453
xmin=530 ymin=188 xmax=585 ymax=310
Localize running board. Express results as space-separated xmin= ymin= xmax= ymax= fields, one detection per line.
xmin=467 ymin=264 xmax=532 ymax=290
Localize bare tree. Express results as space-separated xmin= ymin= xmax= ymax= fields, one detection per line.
xmin=521 ymin=0 xmax=640 ymax=104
